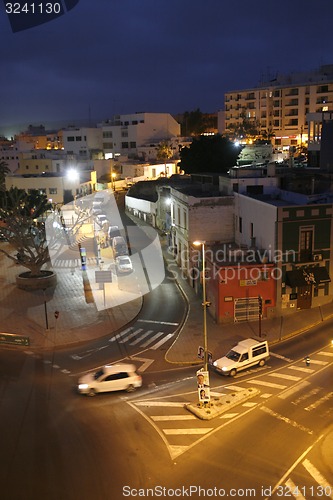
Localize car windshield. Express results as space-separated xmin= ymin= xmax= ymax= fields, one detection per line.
xmin=94 ymin=369 xmax=105 ymax=380
xmin=226 ymin=349 xmax=241 ymax=362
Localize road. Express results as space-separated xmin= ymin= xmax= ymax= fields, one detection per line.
xmin=1 ymin=193 xmax=333 ymax=499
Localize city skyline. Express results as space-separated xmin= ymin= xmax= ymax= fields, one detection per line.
xmin=1 ymin=0 xmax=333 ymax=136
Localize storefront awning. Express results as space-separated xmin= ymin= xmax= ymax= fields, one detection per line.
xmin=286 ymin=267 xmax=331 ymax=288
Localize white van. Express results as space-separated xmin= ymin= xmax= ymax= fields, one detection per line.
xmin=213 ymin=338 xmax=269 ymax=377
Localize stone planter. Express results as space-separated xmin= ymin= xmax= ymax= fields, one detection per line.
xmin=16 ymin=271 xmax=57 ymax=290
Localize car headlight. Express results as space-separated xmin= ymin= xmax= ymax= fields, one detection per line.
xmin=213 ymin=361 xmax=217 ymax=367
xmin=222 ymin=367 xmax=228 ymax=372
xmin=78 ymin=383 xmax=89 ymax=390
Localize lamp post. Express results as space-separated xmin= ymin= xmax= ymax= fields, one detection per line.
xmin=193 ymin=240 xmax=209 ymax=372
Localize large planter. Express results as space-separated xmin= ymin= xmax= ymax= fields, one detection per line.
xmin=16 ymin=271 xmax=57 ymax=291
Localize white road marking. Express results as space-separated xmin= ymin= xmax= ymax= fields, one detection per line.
xmin=304 ymin=392 xmax=333 ymax=412
xmin=260 ymin=406 xmax=313 ymax=435
xmin=219 ymin=413 xmax=239 ymax=419
xmin=137 ymin=319 xmax=179 ymax=326
xmin=163 ymin=428 xmax=213 ymax=435
xmin=285 ymin=479 xmax=306 ymax=499
xmin=292 ymin=387 xmax=321 ymax=405
xmin=226 ymin=385 xmax=245 ymax=392
xmin=151 ymin=415 xmax=196 ymax=421
xmin=270 ymin=352 xmax=293 ymax=362
xmin=242 ymin=402 xmax=257 ymax=407
xmin=288 ymin=365 xmax=314 ymax=374
xmin=307 ymin=359 xmax=328 ymax=365
xmin=108 ymin=327 xmax=132 ymax=342
xmin=129 ymin=356 xmax=154 ymax=373
xmin=118 ymin=328 xmax=143 ymax=343
xmin=260 ymin=393 xmax=273 ymax=399
xmin=135 ymin=401 xmax=186 ymax=407
xmin=246 ymin=379 xmax=287 ymax=389
xmin=130 ymin=330 xmax=154 ymax=346
xmin=150 ymin=333 xmax=174 ymax=350
xmin=268 ymin=372 xmax=302 ymax=381
xmin=302 ymin=459 xmax=333 ymax=492
xmin=278 ymin=381 xmax=311 ymax=400
xmin=141 ymin=331 xmax=164 ymax=347
xmin=317 ymin=350 xmax=333 ymax=357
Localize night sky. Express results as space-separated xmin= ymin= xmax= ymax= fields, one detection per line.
xmin=1 ymin=0 xmax=333 ymax=136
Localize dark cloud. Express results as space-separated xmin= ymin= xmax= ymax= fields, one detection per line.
xmin=1 ymin=0 xmax=333 ymax=133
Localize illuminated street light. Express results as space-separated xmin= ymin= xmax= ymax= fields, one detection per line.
xmin=193 ymin=240 xmax=209 ymax=372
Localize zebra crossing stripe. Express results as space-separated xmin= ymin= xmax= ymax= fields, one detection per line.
xmin=268 ymin=372 xmax=302 ymax=381
xmin=247 ymin=379 xmax=287 ymax=389
xmin=130 ymin=330 xmax=154 ymax=346
xmin=163 ymin=428 xmax=213 ymax=435
xmin=288 ymin=366 xmax=314 ymax=373
xmin=141 ymin=331 xmax=164 ymax=348
xmin=150 ymin=333 xmax=174 ymax=350
xmin=285 ymin=479 xmax=306 ymax=500
xmin=317 ymin=351 xmax=333 ymax=357
xmin=118 ymin=328 xmax=143 ymax=343
xmin=307 ymin=359 xmax=328 ymax=366
xmin=151 ymin=415 xmax=196 ymax=421
xmin=109 ymin=327 xmax=132 ymax=342
xmin=302 ymin=459 xmax=333 ymax=492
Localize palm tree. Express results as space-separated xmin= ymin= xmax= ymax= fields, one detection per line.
xmin=156 ymin=141 xmax=173 ymax=176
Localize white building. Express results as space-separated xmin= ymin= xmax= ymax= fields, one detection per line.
xmin=99 ymin=112 xmax=181 ymax=158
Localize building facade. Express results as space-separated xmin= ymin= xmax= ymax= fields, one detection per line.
xmin=223 ymin=64 xmax=333 ymax=150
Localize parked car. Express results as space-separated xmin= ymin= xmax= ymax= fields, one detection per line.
xmin=77 ymin=363 xmax=142 ymax=396
xmin=95 ymin=214 xmax=109 ymax=227
xmin=116 ymin=255 xmax=133 ymax=274
xmin=108 ymin=225 xmax=121 ymax=241
xmin=112 ymin=235 xmax=128 ymax=257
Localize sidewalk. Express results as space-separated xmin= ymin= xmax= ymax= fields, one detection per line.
xmin=1 ymin=222 xmax=333 ymax=358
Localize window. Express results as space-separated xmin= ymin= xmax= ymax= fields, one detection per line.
xmin=299 ymin=227 xmax=313 ymax=261
xmin=103 ymin=131 xmax=113 ymax=138
xmin=49 ymin=188 xmax=57 ymax=194
xmin=130 ymin=141 xmax=136 ymax=148
xmin=75 ymin=136 xmax=82 ymax=141
xmin=252 ymin=345 xmax=267 ymax=357
xmin=67 ymin=136 xmax=75 ymax=142
xmin=121 ymin=142 xmax=129 ymax=149
xmin=121 ymin=131 xmax=128 ymax=138
xmin=239 ymin=217 xmax=242 ymax=233
xmin=103 ymin=142 xmax=113 ymax=149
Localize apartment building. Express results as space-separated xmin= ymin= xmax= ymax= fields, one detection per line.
xmin=223 ymin=64 xmax=333 ymax=149
xmin=99 ymin=112 xmax=181 ymax=158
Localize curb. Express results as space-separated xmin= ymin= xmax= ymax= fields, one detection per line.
xmin=185 ymin=387 xmax=261 ymax=420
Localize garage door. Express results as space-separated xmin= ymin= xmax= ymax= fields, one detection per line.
xmin=234 ymin=297 xmax=259 ymax=322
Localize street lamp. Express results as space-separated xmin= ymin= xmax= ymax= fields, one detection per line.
xmin=193 ymin=240 xmax=209 ymax=372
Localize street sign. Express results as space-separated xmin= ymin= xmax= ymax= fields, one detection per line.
xmin=95 ymin=270 xmax=112 ymax=284
xmin=0 ymin=333 xmax=30 ymax=346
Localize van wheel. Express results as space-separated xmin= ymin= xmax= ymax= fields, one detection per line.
xmin=126 ymin=384 xmax=135 ymax=393
xmin=258 ymin=359 xmax=265 ymax=367
xmin=88 ymin=389 xmax=96 ymax=397
xmin=229 ymin=369 xmax=237 ymax=377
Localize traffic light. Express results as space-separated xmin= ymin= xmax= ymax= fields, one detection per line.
xmin=258 ymin=295 xmax=263 ymax=316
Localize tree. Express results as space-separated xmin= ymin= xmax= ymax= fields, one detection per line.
xmin=0 ymin=188 xmax=87 ymax=277
xmin=156 ymin=141 xmax=173 ymax=175
xmin=180 ymin=109 xmax=217 ymax=136
xmin=0 ymin=160 xmax=10 ymax=192
xmin=178 ymin=134 xmax=241 ymax=174
xmin=226 ymin=109 xmax=260 ymax=141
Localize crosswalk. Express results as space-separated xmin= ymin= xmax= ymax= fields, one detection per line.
xmin=129 ymin=347 xmax=333 ymax=460
xmin=109 ymin=326 xmax=175 ymax=351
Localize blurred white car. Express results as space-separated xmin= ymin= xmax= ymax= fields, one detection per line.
xmin=116 ymin=255 xmax=133 ymax=274
xmin=77 ymin=363 xmax=142 ymax=396
xmin=95 ymin=214 xmax=109 ymax=227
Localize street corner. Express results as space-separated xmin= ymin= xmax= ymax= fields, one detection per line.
xmin=184 ymin=387 xmax=261 ymax=420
